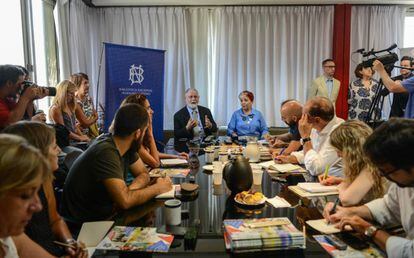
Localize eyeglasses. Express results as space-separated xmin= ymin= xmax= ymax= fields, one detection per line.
xmin=323 ymin=66 xmax=336 ymax=69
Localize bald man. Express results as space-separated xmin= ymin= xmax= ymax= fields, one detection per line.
xmin=270 ymin=100 xmax=303 ymax=155
xmin=276 ymin=97 xmax=344 ymax=177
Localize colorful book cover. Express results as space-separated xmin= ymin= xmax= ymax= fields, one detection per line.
xmin=96 ymin=226 xmax=174 ymax=253
xmin=223 ymin=218 xmax=305 ymax=251
xmin=149 ymin=168 xmax=190 ymax=178
xmin=313 ymin=235 xmax=384 ymax=258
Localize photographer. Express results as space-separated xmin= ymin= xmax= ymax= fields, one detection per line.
xmin=0 ymin=65 xmax=48 ymax=129
xmin=373 ymin=59 xmax=414 ymax=118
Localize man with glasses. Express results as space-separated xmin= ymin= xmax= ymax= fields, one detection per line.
xmin=324 ymin=118 xmax=414 ymax=258
xmin=174 ymin=88 xmax=217 ymax=140
xmin=307 ymin=59 xmax=341 ymax=105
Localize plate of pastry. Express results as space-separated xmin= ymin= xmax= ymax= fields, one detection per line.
xmin=234 ymin=190 xmax=266 ymax=207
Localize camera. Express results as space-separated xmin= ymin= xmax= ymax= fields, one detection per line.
xmin=357 ymin=43 xmax=399 ymax=68
xmin=21 ymin=81 xmax=56 ymax=97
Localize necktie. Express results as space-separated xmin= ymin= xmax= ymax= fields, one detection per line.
xmin=192 ymin=109 xmax=200 ymax=138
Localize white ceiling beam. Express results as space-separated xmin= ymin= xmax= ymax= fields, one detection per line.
xmin=92 ymin=0 xmax=414 ymax=6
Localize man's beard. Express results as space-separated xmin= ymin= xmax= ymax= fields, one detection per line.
xmin=129 ymin=137 xmax=143 ymax=154
xmin=188 ymin=103 xmax=197 ymax=109
xmin=285 ymin=120 xmax=297 ymax=128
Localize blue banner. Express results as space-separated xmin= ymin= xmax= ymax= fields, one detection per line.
xmin=104 ymin=42 xmax=165 ymax=141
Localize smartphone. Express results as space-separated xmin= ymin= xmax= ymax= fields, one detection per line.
xmin=339 ymin=232 xmax=369 ymax=250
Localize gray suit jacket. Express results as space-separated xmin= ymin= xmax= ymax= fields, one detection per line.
xmin=307 ymin=75 xmax=340 ymax=104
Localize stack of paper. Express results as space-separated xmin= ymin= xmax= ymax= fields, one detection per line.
xmin=96 ymin=226 xmax=174 ymax=253
xmin=297 ymin=182 xmax=338 ymax=193
xmin=265 ymin=196 xmax=292 ymax=208
xmin=223 ymin=218 xmax=305 ymax=252
xmin=160 ymin=159 xmax=188 ymax=167
xmin=288 ymin=184 xmax=338 ymax=198
xmin=259 ymin=161 xmax=305 ymax=173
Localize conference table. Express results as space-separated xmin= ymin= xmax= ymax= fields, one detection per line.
xmin=93 ymin=144 xmax=330 ymax=257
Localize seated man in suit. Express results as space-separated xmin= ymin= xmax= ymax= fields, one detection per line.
xmin=307 ymin=59 xmax=341 ymax=105
xmin=174 ymin=88 xmax=217 ymax=140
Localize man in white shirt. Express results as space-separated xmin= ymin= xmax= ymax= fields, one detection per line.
xmin=307 ymin=59 xmax=341 ymax=105
xmin=324 ymin=118 xmax=414 ymax=258
xmin=275 ymin=97 xmax=344 ymax=177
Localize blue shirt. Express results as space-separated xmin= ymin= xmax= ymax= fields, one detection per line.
xmin=186 ymin=105 xmax=204 ymax=136
xmin=401 ymin=76 xmax=414 ymax=118
xmin=326 ymin=77 xmax=333 ymax=98
xmin=227 ymin=108 xmax=269 ymax=139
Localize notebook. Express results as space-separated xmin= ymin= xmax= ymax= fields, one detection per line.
xmin=160 ymin=159 xmax=188 ymax=167
xmin=297 ymin=182 xmax=338 ymax=193
xmin=258 ymin=161 xmax=305 ymax=173
xmin=288 ymin=185 xmax=339 ymax=198
xmin=77 ymin=221 xmax=114 ymax=258
xmin=155 ymin=184 xmax=179 ymax=199
xmin=306 ymin=219 xmax=352 ymax=234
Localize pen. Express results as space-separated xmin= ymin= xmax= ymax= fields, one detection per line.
xmin=327 ymin=198 xmax=340 ymax=225
xmin=53 ymin=241 xmax=88 ymax=251
xmin=279 ymin=147 xmax=286 ymax=156
xmin=323 ymin=164 xmax=329 ymax=181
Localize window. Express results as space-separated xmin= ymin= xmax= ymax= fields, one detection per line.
xmin=0 ymin=1 xmax=25 ymax=65
xmin=404 ymin=11 xmax=414 ymax=48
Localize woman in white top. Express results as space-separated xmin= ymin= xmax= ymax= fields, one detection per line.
xmin=319 ymin=120 xmax=386 ymax=206
xmin=0 ymin=134 xmax=87 ymax=258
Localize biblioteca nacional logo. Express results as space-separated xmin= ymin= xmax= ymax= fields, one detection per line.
xmin=129 ymin=64 xmax=144 ymax=85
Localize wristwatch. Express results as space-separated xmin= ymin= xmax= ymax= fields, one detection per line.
xmin=364 ymin=225 xmax=379 ymax=238
xmin=300 ymin=137 xmax=311 ymax=145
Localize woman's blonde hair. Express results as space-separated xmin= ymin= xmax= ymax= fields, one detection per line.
xmin=0 ymin=134 xmax=50 ymax=198
xmin=2 ymin=121 xmax=55 ymax=157
xmin=52 ymin=80 xmax=77 ymax=113
xmin=330 ymin=120 xmax=384 ymax=198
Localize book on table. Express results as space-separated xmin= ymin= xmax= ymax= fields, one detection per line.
xmin=223 ymin=217 xmax=305 ymax=252
xmin=96 ymin=226 xmax=174 ymax=253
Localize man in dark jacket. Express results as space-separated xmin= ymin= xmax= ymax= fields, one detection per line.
xmin=174 ymin=88 xmax=217 ymax=140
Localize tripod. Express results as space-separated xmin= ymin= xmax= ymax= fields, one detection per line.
xmin=364 ymin=80 xmax=386 ymax=128
xmin=364 ymin=65 xmax=395 ymax=128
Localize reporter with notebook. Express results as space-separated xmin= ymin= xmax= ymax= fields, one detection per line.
xmin=324 ymin=119 xmax=414 ymax=258
xmin=62 ymin=104 xmax=172 ymax=226
xmin=275 ymin=97 xmax=344 ymax=177
xmin=319 ymin=120 xmax=386 ymax=206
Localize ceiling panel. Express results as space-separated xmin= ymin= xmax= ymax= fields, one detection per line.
xmin=90 ymin=0 xmax=414 ymax=6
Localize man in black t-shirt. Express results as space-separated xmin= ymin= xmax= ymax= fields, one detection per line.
xmin=269 ymin=100 xmax=303 ymax=156
xmin=62 ymin=104 xmax=172 ymax=223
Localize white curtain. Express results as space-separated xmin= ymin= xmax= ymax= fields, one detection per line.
xmin=68 ymin=0 xmax=191 ymax=129
xmin=350 ymin=5 xmax=406 ymax=118
xmin=64 ymin=3 xmax=333 ymax=128
xmin=54 ymin=0 xmax=71 ymax=81
xmin=210 ymin=6 xmax=334 ymax=126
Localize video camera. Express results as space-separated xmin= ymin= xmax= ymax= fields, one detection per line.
xmin=21 ymin=81 xmax=56 ymax=97
xmin=356 ymin=44 xmax=399 ymax=68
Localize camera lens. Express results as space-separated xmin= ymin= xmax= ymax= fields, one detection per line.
xmin=46 ymin=87 xmax=56 ymax=96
